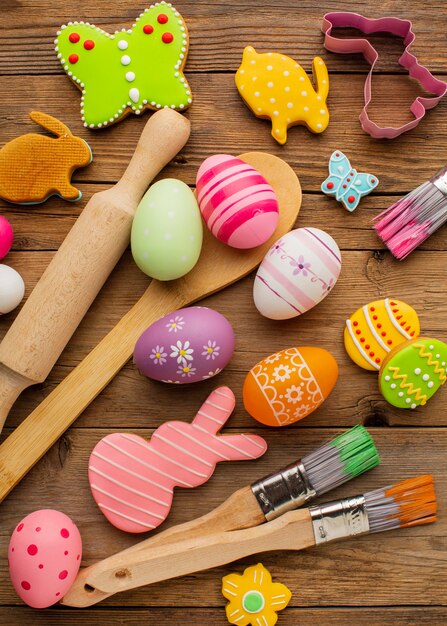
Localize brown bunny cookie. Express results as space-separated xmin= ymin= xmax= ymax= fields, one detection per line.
xmin=0 ymin=112 xmax=92 ymax=204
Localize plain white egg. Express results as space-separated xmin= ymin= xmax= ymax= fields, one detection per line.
xmin=0 ymin=264 xmax=25 ymax=314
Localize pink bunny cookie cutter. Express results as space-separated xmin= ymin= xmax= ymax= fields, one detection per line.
xmin=321 ymin=12 xmax=447 ymax=139
xmin=88 ymin=387 xmax=267 ymax=533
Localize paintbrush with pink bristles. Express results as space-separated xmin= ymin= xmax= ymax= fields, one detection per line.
xmin=373 ymin=166 xmax=447 ymax=259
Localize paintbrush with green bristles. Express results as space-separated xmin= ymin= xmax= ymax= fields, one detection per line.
xmin=62 ymin=425 xmax=380 ymax=606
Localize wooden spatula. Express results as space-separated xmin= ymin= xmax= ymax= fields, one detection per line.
xmin=0 ymin=108 xmax=191 ymax=433
xmin=0 ymin=152 xmax=301 ymax=502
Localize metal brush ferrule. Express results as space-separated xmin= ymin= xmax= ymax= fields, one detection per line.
xmin=251 ymin=461 xmax=316 ymax=521
xmin=431 ymin=166 xmax=447 ymax=196
xmin=309 ymin=495 xmax=369 ymax=545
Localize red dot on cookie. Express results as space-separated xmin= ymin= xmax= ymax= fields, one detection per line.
xmin=377 ymin=323 xmax=382 ymax=328
xmin=371 ymin=179 xmax=376 ymax=183
xmin=373 ymin=315 xmax=378 ymax=320
xmin=365 ymin=344 xmax=370 ymax=349
xmin=61 ymin=528 xmax=70 ymax=539
xmin=355 ymin=329 xmax=361 ymax=335
xmin=21 ymin=581 xmax=31 ymax=591
xmin=143 ymin=24 xmax=154 ymax=34
xmin=348 ymin=195 xmax=355 ymax=203
xmin=27 ymin=544 xmax=38 ymax=556
xmin=68 ymin=54 xmax=79 ymax=64
xmin=353 ymin=321 xmax=358 ymax=326
xmin=387 ymin=340 xmax=393 ymax=345
xmin=326 ymin=182 xmax=334 ymax=189
xmin=84 ymin=40 xmax=95 ymax=50
xmin=162 ymin=32 xmax=174 ymax=43
xmin=375 ymin=358 xmax=381 ymax=364
xmin=59 ymin=570 xmax=68 ymax=580
xmin=342 ymin=184 xmax=347 ymax=189
xmin=69 ymin=32 xmax=80 ymax=43
xmin=157 ymin=13 xmax=169 ymax=23
xmin=360 ymin=338 xmax=365 ymax=343
xmin=370 ymin=307 xmax=375 ymax=312
xmin=381 ymin=332 xmax=386 ymax=337
xmin=369 ymin=351 xmax=374 ymax=357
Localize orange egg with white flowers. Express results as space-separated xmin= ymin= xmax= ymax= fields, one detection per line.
xmin=243 ymin=347 xmax=338 ymax=427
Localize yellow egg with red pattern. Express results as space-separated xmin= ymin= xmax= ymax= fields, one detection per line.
xmin=344 ymin=298 xmax=420 ymax=371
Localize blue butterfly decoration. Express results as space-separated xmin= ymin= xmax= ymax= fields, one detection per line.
xmin=321 ymin=150 xmax=379 ymax=212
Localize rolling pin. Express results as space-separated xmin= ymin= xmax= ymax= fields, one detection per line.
xmin=0 ymin=109 xmax=190 ymax=433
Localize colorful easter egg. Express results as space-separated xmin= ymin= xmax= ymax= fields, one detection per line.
xmin=243 ymin=347 xmax=338 ymax=426
xmin=253 ymin=227 xmax=341 ymax=320
xmin=134 ymin=306 xmax=235 ymax=384
xmin=0 ymin=215 xmax=13 ymax=259
xmin=344 ymin=298 xmax=421 ymax=371
xmin=0 ymin=264 xmax=25 ymax=314
xmin=8 ymin=509 xmax=82 ymax=608
xmin=131 ymin=178 xmax=203 ymax=281
xmin=379 ymin=338 xmax=447 ymax=409
xmin=195 ymin=154 xmax=279 ymax=249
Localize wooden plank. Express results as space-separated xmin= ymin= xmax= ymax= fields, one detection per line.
xmin=2 ymin=249 xmax=447 ymax=429
xmin=0 ymin=75 xmax=446 ymax=193
xmin=4 ymin=191 xmax=447 ymax=253
xmin=1 ymin=1 xmax=447 ymax=74
xmin=2 ymin=606 xmax=447 ymax=625
xmin=0 ymin=428 xmax=446 ymax=607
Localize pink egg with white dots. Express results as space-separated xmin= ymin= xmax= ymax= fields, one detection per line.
xmin=196 ymin=154 xmax=279 ymax=249
xmin=8 ymin=509 xmax=82 ymax=608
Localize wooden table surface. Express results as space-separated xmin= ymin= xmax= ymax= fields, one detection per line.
xmin=1 ymin=1 xmax=447 ymax=624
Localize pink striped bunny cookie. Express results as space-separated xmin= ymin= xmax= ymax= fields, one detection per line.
xmin=88 ymin=387 xmax=267 ymax=533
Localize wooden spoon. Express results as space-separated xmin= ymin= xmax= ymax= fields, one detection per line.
xmin=0 ymin=152 xmax=301 ymax=503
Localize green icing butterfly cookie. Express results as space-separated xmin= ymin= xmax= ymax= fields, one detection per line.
xmin=379 ymin=338 xmax=447 ymax=409
xmin=55 ymin=2 xmax=191 ymax=128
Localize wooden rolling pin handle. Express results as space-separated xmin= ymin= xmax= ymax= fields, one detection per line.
xmin=0 ymin=365 xmax=30 ymax=432
xmin=0 ymin=109 xmax=190 ymax=429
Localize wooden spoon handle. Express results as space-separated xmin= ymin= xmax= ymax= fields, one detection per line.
xmin=0 ymin=279 xmax=185 ymax=501
xmin=62 ymin=509 xmax=314 ymax=607
xmin=0 ymin=109 xmax=190 ymax=432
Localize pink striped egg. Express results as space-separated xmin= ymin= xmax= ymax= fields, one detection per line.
xmin=254 ymin=227 xmax=341 ymax=320
xmin=195 ymin=154 xmax=279 ymax=249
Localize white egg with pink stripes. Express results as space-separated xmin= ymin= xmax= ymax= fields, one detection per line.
xmin=195 ymin=154 xmax=279 ymax=249
xmin=254 ymin=227 xmax=341 ymax=320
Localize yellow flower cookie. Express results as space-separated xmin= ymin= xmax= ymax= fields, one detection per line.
xmin=222 ymin=563 xmax=292 ymax=626
xmin=344 ymin=298 xmax=420 ymax=371
xmin=235 ymin=46 xmax=329 ymax=144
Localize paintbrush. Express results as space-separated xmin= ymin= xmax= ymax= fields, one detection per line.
xmin=373 ymin=166 xmax=447 ymax=259
xmin=62 ymin=475 xmax=436 ymax=606
xmin=62 ymin=425 xmax=379 ymax=605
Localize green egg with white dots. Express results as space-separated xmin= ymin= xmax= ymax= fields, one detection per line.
xmin=379 ymin=337 xmax=447 ymax=409
xmin=131 ymin=179 xmax=203 ymax=281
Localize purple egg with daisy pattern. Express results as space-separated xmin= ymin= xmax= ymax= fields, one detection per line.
xmin=253 ymin=227 xmax=342 ymax=320
xmin=133 ymin=307 xmax=235 ymax=384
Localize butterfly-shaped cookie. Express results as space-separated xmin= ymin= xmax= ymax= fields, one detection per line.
xmin=321 ymin=150 xmax=378 ymax=212
xmin=55 ymin=2 xmax=192 ymax=129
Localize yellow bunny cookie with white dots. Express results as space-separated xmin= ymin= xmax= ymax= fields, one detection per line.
xmin=235 ymin=46 xmax=329 ymax=144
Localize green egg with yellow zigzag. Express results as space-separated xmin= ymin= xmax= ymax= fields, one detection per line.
xmin=379 ymin=337 xmax=447 ymax=409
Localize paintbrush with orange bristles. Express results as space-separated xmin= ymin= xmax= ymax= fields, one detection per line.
xmin=63 ymin=475 xmax=436 ymax=606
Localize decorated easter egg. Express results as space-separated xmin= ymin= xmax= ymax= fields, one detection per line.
xmin=243 ymin=347 xmax=338 ymax=426
xmin=0 ymin=215 xmax=13 ymax=259
xmin=379 ymin=338 xmax=447 ymax=409
xmin=0 ymin=264 xmax=25 ymax=314
xmin=8 ymin=509 xmax=82 ymax=608
xmin=344 ymin=298 xmax=420 ymax=371
xmin=253 ymin=227 xmax=341 ymax=320
xmin=134 ymin=307 xmax=235 ymax=384
xmin=131 ymin=178 xmax=203 ymax=281
xmin=195 ymin=154 xmax=279 ymax=249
